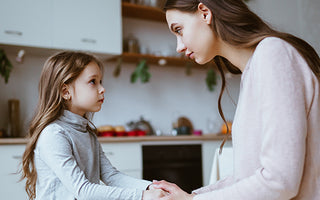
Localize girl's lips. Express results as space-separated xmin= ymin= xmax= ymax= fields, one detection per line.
xmin=99 ymin=98 xmax=104 ymax=103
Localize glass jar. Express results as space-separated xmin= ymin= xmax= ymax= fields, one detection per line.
xmin=7 ymin=99 xmax=20 ymax=137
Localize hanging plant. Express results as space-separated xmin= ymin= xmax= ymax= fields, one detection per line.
xmin=130 ymin=59 xmax=151 ymax=83
xmin=206 ymin=68 xmax=217 ymax=92
xmin=185 ymin=61 xmax=193 ymax=76
xmin=113 ymin=57 xmax=122 ymax=78
xmin=0 ymin=49 xmax=13 ymax=84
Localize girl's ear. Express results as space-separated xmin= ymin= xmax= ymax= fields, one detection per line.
xmin=61 ymin=84 xmax=71 ymax=100
xmin=198 ymin=3 xmax=213 ymax=25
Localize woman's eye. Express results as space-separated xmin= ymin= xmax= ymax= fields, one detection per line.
xmin=175 ymin=28 xmax=182 ymax=35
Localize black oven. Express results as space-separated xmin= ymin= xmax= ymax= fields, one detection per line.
xmin=142 ymin=144 xmax=203 ymax=193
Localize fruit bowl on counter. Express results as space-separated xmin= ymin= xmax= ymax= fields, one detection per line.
xmin=97 ymin=125 xmax=147 ymax=137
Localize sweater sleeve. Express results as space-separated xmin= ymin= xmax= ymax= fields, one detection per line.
xmin=98 ymin=143 xmax=151 ymax=190
xmin=37 ymin=129 xmax=145 ymax=200
xmin=194 ymin=38 xmax=307 ymax=200
xmin=192 ymin=176 xmax=235 ymax=194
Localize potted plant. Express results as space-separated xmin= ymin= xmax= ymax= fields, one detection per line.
xmin=0 ymin=49 xmax=13 ymax=84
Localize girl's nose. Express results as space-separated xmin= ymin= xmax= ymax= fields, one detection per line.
xmin=99 ymin=85 xmax=105 ymax=94
xmin=176 ymin=37 xmax=186 ymax=53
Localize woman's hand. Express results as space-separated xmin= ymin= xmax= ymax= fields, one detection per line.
xmin=151 ymin=180 xmax=195 ymax=200
xmin=142 ymin=188 xmax=167 ymax=200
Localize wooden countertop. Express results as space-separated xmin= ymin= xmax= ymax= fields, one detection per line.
xmin=0 ymin=134 xmax=229 ymax=145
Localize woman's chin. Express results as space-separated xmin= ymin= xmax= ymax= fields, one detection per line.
xmin=195 ymin=57 xmax=210 ymax=65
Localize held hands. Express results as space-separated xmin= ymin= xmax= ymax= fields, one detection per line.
xmin=142 ymin=188 xmax=167 ymax=200
xmin=151 ymin=180 xmax=195 ymax=200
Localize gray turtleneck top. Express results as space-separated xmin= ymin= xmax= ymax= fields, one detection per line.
xmin=34 ymin=110 xmax=151 ymax=200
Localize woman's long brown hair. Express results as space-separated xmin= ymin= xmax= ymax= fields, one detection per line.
xmin=164 ymin=0 xmax=320 ymax=151
xmin=20 ymin=51 xmax=103 ymax=199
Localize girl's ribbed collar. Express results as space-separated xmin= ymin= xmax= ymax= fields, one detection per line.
xmin=59 ymin=110 xmax=89 ymax=133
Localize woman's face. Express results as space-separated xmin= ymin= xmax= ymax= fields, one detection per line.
xmin=166 ymin=6 xmax=219 ymax=64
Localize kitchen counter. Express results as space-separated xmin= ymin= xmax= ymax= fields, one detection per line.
xmin=0 ymin=134 xmax=229 ymax=145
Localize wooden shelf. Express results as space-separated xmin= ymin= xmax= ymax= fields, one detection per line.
xmin=122 ymin=2 xmax=166 ymax=22
xmin=108 ymin=52 xmax=207 ymax=69
xmin=119 ymin=2 xmax=208 ymax=69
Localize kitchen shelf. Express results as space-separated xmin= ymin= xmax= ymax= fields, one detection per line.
xmin=108 ymin=52 xmax=207 ymax=68
xmin=122 ymin=2 xmax=166 ymax=22
xmin=119 ymin=2 xmax=207 ymax=69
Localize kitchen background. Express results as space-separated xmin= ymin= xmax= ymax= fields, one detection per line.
xmin=0 ymin=0 xmax=319 ymax=137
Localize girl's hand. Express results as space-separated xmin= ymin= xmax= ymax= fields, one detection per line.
xmin=142 ymin=188 xmax=167 ymax=200
xmin=151 ymin=180 xmax=195 ymax=200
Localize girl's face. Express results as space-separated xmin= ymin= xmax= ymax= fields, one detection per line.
xmin=166 ymin=5 xmax=219 ymax=64
xmin=66 ymin=62 xmax=105 ymax=116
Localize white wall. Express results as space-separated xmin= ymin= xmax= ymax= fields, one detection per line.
xmin=1 ymin=0 xmax=319 ymax=136
xmin=248 ymin=0 xmax=320 ymax=53
xmin=0 ymin=52 xmax=239 ymax=136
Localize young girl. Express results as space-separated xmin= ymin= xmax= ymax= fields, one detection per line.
xmin=21 ymin=51 xmax=165 ymax=200
xmin=153 ymin=0 xmax=320 ymax=200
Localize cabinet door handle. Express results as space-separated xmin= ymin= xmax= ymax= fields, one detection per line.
xmin=12 ymin=155 xmax=22 ymax=160
xmin=5 ymin=30 xmax=23 ymax=36
xmin=81 ymin=38 xmax=96 ymax=44
xmin=105 ymin=152 xmax=114 ymax=156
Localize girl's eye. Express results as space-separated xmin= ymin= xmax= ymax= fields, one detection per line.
xmin=89 ymin=79 xmax=96 ymax=84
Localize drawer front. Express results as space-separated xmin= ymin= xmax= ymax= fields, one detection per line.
xmin=101 ymin=143 xmax=142 ymax=171
xmin=0 ymin=145 xmax=28 ymax=199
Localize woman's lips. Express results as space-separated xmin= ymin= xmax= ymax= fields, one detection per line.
xmin=186 ymin=52 xmax=194 ymax=60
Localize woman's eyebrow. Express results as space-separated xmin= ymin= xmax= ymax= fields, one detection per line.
xmin=170 ymin=23 xmax=177 ymax=32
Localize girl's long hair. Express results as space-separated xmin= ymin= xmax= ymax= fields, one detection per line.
xmin=164 ymin=0 xmax=320 ymax=149
xmin=20 ymin=51 xmax=103 ymax=199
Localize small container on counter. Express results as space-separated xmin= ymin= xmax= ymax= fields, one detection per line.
xmin=7 ymin=99 xmax=20 ymax=138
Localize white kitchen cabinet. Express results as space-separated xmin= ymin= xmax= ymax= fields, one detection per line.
xmin=0 ymin=0 xmax=121 ymax=55
xmin=0 ymin=145 xmax=27 ymax=200
xmin=0 ymin=0 xmax=52 ymax=48
xmin=101 ymin=142 xmax=143 ymax=179
xmin=52 ymin=0 xmax=121 ymax=55
xmin=202 ymin=140 xmax=232 ymax=185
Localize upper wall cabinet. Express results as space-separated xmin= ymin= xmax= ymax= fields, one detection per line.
xmin=0 ymin=0 xmax=52 ymax=48
xmin=0 ymin=0 xmax=122 ymax=56
xmin=52 ymin=0 xmax=121 ymax=55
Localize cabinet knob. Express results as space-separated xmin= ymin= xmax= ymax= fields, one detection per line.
xmin=5 ymin=30 xmax=23 ymax=36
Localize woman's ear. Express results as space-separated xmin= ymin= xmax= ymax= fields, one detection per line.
xmin=61 ymin=84 xmax=71 ymax=100
xmin=198 ymin=3 xmax=213 ymax=25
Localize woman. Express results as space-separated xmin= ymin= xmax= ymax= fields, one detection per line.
xmin=152 ymin=0 xmax=320 ymax=199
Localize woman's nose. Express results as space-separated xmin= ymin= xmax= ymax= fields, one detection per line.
xmin=176 ymin=37 xmax=186 ymax=53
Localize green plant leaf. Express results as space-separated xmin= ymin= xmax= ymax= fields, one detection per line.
xmin=0 ymin=49 xmax=13 ymax=84
xmin=130 ymin=59 xmax=151 ymax=84
xmin=113 ymin=57 xmax=122 ymax=78
xmin=130 ymin=71 xmax=138 ymax=83
xmin=185 ymin=62 xmax=192 ymax=76
xmin=206 ymin=68 xmax=217 ymax=92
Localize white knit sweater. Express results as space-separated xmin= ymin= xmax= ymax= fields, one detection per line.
xmin=193 ymin=37 xmax=320 ymax=200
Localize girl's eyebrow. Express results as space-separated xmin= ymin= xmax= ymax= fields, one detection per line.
xmin=88 ymin=74 xmax=99 ymax=79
